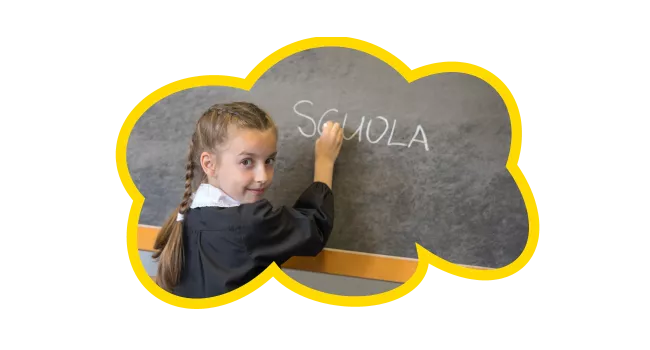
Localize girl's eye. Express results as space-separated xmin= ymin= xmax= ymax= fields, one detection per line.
xmin=266 ymin=158 xmax=275 ymax=165
xmin=241 ymin=159 xmax=253 ymax=167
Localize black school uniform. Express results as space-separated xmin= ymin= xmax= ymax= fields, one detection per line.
xmin=172 ymin=181 xmax=334 ymax=298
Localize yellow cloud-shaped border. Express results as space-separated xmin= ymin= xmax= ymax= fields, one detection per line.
xmin=116 ymin=37 xmax=538 ymax=308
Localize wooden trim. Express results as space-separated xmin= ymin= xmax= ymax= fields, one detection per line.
xmin=137 ymin=225 xmax=488 ymax=283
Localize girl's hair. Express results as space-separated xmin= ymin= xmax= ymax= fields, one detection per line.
xmin=152 ymin=102 xmax=277 ymax=292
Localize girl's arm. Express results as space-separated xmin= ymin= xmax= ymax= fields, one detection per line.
xmin=313 ymin=121 xmax=343 ymax=189
xmin=241 ymin=182 xmax=334 ymax=265
xmin=313 ymin=159 xmax=334 ymax=190
xmin=241 ymin=122 xmax=343 ymax=266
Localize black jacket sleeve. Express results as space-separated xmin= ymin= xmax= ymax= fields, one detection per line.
xmin=241 ymin=182 xmax=334 ymax=266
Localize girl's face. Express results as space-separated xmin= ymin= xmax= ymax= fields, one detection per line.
xmin=203 ymin=126 xmax=277 ymax=204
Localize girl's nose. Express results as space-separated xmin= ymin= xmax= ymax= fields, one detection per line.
xmin=255 ymin=168 xmax=268 ymax=183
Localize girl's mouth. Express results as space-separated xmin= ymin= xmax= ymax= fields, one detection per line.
xmin=247 ymin=188 xmax=265 ymax=195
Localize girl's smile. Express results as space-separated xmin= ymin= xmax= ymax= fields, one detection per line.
xmin=246 ymin=187 xmax=266 ymax=196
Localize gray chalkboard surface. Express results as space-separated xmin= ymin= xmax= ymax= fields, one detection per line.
xmin=127 ymin=47 xmax=528 ymax=269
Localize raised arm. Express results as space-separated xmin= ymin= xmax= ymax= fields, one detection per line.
xmin=241 ymin=182 xmax=334 ymax=265
xmin=313 ymin=121 xmax=343 ymax=189
xmin=242 ymin=121 xmax=343 ymax=266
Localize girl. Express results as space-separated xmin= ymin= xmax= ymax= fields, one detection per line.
xmin=152 ymin=102 xmax=343 ymax=298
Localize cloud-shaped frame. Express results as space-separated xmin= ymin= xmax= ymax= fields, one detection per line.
xmin=116 ymin=37 xmax=539 ymax=308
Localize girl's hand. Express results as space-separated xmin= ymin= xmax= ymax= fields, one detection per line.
xmin=315 ymin=121 xmax=343 ymax=165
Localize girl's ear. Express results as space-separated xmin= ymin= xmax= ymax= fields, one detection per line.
xmin=200 ymin=151 xmax=219 ymax=177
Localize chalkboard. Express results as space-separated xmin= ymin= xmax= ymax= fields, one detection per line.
xmin=126 ymin=47 xmax=528 ymax=269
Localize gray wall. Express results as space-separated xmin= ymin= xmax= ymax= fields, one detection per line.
xmin=138 ymin=251 xmax=400 ymax=296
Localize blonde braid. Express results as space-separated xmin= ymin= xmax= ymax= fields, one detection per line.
xmin=179 ymin=136 xmax=195 ymax=216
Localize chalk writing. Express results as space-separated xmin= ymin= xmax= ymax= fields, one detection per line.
xmin=293 ymin=100 xmax=429 ymax=151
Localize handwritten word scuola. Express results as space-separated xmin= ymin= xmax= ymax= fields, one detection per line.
xmin=293 ymin=100 xmax=430 ymax=151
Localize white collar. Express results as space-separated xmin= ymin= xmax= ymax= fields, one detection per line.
xmin=190 ymin=183 xmax=241 ymax=208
